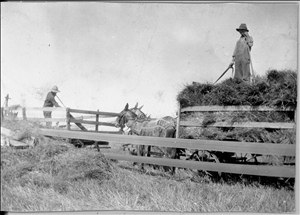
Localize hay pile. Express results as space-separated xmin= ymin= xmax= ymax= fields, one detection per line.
xmin=177 ymin=69 xmax=297 ymax=108
xmin=1 ymin=131 xmax=113 ymax=194
xmin=176 ymin=70 xmax=297 ymax=165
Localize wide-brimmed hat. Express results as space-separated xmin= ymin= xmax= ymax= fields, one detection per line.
xmin=236 ymin=23 xmax=249 ymax=32
xmin=51 ymin=85 xmax=60 ymax=93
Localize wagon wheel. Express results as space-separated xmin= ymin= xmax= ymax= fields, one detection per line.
xmin=71 ymin=139 xmax=85 ymax=148
xmin=94 ymin=141 xmax=100 ymax=152
xmin=233 ymin=153 xmax=260 ymax=164
xmin=187 ymin=150 xmax=222 ymax=178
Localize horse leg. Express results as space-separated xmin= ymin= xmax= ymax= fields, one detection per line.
xmin=169 ymin=128 xmax=178 ymax=174
xmin=169 ymin=148 xmax=177 ymax=175
xmin=163 ymin=128 xmax=177 ymax=174
xmin=146 ymin=145 xmax=151 ymax=157
xmin=137 ymin=144 xmax=145 ymax=171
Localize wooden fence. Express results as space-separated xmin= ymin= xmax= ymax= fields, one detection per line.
xmin=40 ymin=128 xmax=296 ymax=178
xmin=1 ymin=106 xmax=122 ymax=134
xmin=66 ymin=108 xmax=122 ymax=134
xmin=2 ymin=104 xmax=297 ymax=178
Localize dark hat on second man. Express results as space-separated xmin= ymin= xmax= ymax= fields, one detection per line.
xmin=236 ymin=23 xmax=249 ymax=32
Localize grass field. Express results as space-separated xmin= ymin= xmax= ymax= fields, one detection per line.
xmin=1 ymin=120 xmax=296 ymax=213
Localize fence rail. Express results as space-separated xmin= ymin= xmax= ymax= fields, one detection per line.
xmin=2 ymin=107 xmax=67 ymax=112
xmin=68 ymin=108 xmax=120 ymax=117
xmin=69 ymin=119 xmax=116 ymax=127
xmin=40 ymin=129 xmax=296 ymax=178
xmin=104 ymin=153 xmax=295 ymax=178
xmin=40 ymin=129 xmax=296 ymax=156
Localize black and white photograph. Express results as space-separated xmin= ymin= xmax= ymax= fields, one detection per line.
xmin=1 ymin=1 xmax=298 ymax=213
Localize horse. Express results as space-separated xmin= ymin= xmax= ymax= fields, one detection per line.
xmin=122 ymin=102 xmax=149 ymax=153
xmin=115 ymin=103 xmax=180 ymax=173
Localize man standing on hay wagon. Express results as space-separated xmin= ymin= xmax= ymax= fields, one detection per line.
xmin=229 ymin=23 xmax=254 ymax=83
xmin=43 ymin=86 xmax=61 ymax=128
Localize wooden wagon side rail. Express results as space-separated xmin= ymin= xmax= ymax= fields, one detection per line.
xmin=181 ymin=105 xmax=296 ymax=112
xmin=180 ymin=121 xmax=296 ymax=129
xmin=179 ymin=105 xmax=296 ymax=129
xmin=39 ymin=129 xmax=296 ymax=178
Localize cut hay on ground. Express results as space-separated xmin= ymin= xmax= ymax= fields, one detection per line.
xmin=1 ymin=130 xmax=113 ymax=194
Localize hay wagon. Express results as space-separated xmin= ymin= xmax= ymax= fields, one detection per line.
xmin=178 ymin=105 xmax=296 ymax=167
xmin=175 ymin=70 xmax=297 ymax=176
xmin=119 ymin=102 xmax=296 ymax=178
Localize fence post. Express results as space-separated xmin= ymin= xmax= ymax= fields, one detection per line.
xmin=66 ymin=108 xmax=71 ymax=143
xmin=4 ymin=94 xmax=10 ymax=116
xmin=95 ymin=109 xmax=99 ymax=131
xmin=66 ymin=108 xmax=71 ymax=131
xmin=22 ymin=107 xmax=27 ymax=120
xmin=176 ymin=102 xmax=181 ymax=138
xmin=1 ymin=107 xmax=4 ymax=122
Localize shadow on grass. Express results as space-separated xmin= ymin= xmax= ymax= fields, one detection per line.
xmin=219 ymin=173 xmax=295 ymax=190
xmin=118 ymin=163 xmax=171 ymax=178
xmin=117 ymin=162 xmax=295 ymax=190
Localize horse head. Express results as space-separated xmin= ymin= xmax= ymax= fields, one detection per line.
xmin=115 ymin=103 xmax=138 ymax=128
xmin=129 ymin=102 xmax=147 ymax=119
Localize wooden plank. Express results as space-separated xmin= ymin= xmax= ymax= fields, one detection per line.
xmin=4 ymin=211 xmax=187 ymax=215
xmin=180 ymin=121 xmax=296 ymax=129
xmin=176 ymin=102 xmax=181 ymax=138
xmin=104 ymin=153 xmax=295 ymax=178
xmin=66 ymin=108 xmax=71 ymax=131
xmin=70 ymin=119 xmax=116 ymax=127
xmin=1 ymin=127 xmax=14 ymax=136
xmin=181 ymin=106 xmax=295 ymax=112
xmin=3 ymin=107 xmax=22 ymax=111
xmin=9 ymin=139 xmax=30 ymax=149
xmin=67 ymin=128 xmax=122 ymax=134
xmin=72 ymin=115 xmax=115 ymax=119
xmin=85 ymin=130 xmax=123 ymax=134
xmin=95 ymin=109 xmax=99 ymax=131
xmin=63 ymin=115 xmax=97 ymax=120
xmin=1 ymin=107 xmax=4 ymax=121
xmin=69 ymin=114 xmax=88 ymax=131
xmin=98 ymin=146 xmax=111 ymax=149
xmin=39 ymin=129 xmax=296 ymax=156
xmin=25 ymin=107 xmax=66 ymax=112
xmin=69 ymin=108 xmax=120 ymax=117
xmin=22 ymin=107 xmax=27 ymax=120
xmin=20 ymin=117 xmax=67 ymax=122
xmin=3 ymin=107 xmax=116 ymax=117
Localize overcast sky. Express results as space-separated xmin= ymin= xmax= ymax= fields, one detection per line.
xmin=1 ymin=2 xmax=298 ymax=119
